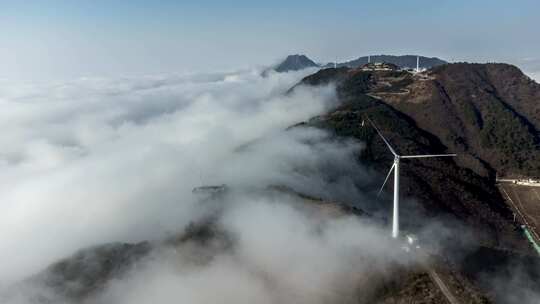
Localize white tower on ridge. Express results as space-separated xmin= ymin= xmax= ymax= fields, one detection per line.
xmin=368 ymin=55 xmax=371 ymax=64
xmin=416 ymin=56 xmax=420 ymax=72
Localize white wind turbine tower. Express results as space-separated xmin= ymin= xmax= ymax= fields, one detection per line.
xmin=367 ymin=118 xmax=456 ymax=238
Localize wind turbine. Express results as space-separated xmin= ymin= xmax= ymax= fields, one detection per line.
xmin=366 ymin=118 xmax=456 ymax=238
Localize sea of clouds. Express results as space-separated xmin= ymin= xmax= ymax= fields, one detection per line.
xmin=0 ymin=67 xmax=536 ymax=304
xmin=0 ymin=68 xmax=413 ymax=304
xmin=0 ymin=68 xmax=332 ymax=280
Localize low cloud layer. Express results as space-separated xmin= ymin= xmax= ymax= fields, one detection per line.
xmin=0 ymin=68 xmax=339 ymax=283
xmin=528 ymin=72 xmax=540 ymax=83
xmin=0 ymin=67 xmax=413 ymax=304
xmin=91 ymin=192 xmax=409 ymax=304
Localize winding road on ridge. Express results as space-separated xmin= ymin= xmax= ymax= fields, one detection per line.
xmin=427 ymin=269 xmax=459 ymax=304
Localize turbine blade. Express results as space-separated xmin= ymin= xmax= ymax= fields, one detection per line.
xmin=377 ymin=163 xmax=395 ymax=197
xmin=366 ymin=118 xmax=398 ymax=157
xmin=401 ymin=154 xmax=457 ymax=159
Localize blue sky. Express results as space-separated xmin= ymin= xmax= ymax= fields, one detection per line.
xmin=1 ymin=0 xmax=539 ymax=80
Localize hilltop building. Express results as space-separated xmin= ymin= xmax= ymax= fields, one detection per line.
xmin=360 ymin=62 xmax=399 ymax=71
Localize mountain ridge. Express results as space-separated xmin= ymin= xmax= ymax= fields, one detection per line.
xmin=323 ymin=55 xmax=447 ymax=69
xmin=273 ymin=54 xmax=448 ymax=73
xmin=294 ymin=62 xmax=540 ymax=302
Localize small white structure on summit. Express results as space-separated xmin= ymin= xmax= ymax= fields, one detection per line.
xmin=361 ymin=62 xmax=399 ymax=71
xmin=414 ymin=56 xmax=427 ymax=73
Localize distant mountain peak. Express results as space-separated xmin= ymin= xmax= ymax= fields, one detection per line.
xmin=274 ymin=54 xmax=319 ymax=72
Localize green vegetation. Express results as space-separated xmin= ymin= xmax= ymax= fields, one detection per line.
xmin=462 ymin=101 xmax=480 ymax=127
xmin=479 ymin=97 xmax=539 ymax=173
xmin=338 ymin=71 xmax=372 ymax=97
